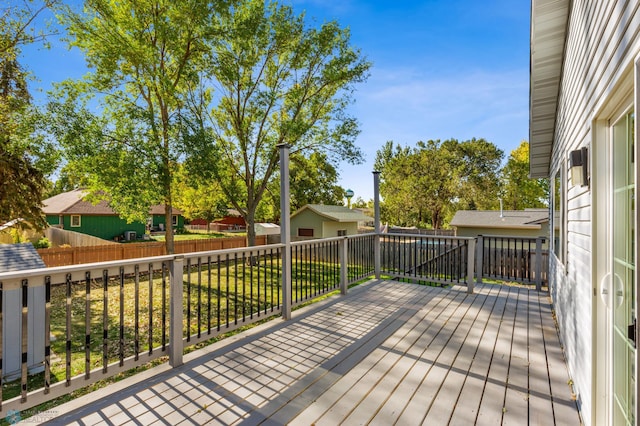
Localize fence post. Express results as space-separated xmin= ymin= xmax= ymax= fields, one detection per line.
xmin=466 ymin=238 xmax=475 ymax=294
xmin=535 ymin=237 xmax=543 ymax=291
xmin=476 ymin=235 xmax=484 ymax=285
xmin=340 ymin=237 xmax=348 ymax=295
xmin=169 ymin=255 xmax=184 ymax=367
xmin=279 ymin=144 xmax=292 ymax=320
xmin=373 ymin=171 xmax=381 ymax=279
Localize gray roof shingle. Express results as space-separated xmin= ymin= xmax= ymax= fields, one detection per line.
xmin=450 ymin=209 xmax=549 ymax=230
xmin=43 ymin=189 xmax=182 ymax=216
xmin=0 ymin=243 xmax=46 ymax=272
xmin=291 ymin=204 xmax=373 ymax=222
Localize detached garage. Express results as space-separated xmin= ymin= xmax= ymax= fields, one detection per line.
xmin=290 ymin=204 xmax=372 ymax=240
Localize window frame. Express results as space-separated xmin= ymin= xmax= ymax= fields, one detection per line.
xmin=297 ymin=228 xmax=314 ymax=237
xmin=70 ymin=215 xmax=81 ymax=228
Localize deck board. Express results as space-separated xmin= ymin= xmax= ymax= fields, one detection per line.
xmin=42 ymin=280 xmax=581 ymax=426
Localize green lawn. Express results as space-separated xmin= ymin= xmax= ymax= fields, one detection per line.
xmin=2 ymin=256 xmax=351 ymax=404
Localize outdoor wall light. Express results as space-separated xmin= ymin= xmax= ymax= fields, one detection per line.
xmin=569 ymin=147 xmax=589 ymax=187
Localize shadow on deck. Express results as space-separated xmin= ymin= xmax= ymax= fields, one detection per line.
xmin=38 ymin=279 xmax=580 ymax=425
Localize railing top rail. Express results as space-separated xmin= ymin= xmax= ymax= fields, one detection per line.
xmin=381 ymin=233 xmax=475 ymax=241
xmin=0 ymin=243 xmax=286 ymax=285
xmin=478 ymin=234 xmax=547 ymax=241
xmin=290 ymin=233 xmax=375 ymax=248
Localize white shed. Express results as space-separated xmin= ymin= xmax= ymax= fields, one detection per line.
xmin=254 ymin=223 xmax=280 ymax=236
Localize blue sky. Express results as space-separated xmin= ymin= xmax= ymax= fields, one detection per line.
xmin=22 ymin=0 xmax=530 ymax=202
xmin=288 ymin=0 xmax=531 ymax=201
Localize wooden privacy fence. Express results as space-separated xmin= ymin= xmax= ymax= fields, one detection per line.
xmin=37 ymin=236 xmax=266 ymax=267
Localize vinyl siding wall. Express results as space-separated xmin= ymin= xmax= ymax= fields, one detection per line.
xmin=549 ymin=2 xmax=640 ymax=424
xmin=47 ymin=215 xmax=146 ymax=241
xmin=290 ymin=210 xmax=359 ymax=239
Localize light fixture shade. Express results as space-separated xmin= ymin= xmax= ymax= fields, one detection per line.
xmin=569 ymin=147 xmax=588 ymax=187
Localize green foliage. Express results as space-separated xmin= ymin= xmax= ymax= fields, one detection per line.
xmin=173 ymin=165 xmax=228 ymax=232
xmin=376 ymin=138 xmax=503 ymax=228
xmin=500 ymin=141 xmax=549 ymax=209
xmin=0 ymin=0 xmax=60 ymax=230
xmin=183 ymin=0 xmax=370 ymax=245
xmin=51 ymin=0 xmax=228 ymax=252
xmin=34 ymin=236 xmax=51 ymax=248
xmin=260 ymin=151 xmax=346 ymax=222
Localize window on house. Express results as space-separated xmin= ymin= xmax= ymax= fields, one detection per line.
xmin=298 ymin=228 xmax=314 ymax=237
xmin=70 ymin=215 xmax=81 ymax=227
xmin=337 ymin=230 xmax=347 ymax=236
xmin=552 ymin=169 xmax=564 ymax=264
xmin=172 ymin=215 xmax=178 ymax=226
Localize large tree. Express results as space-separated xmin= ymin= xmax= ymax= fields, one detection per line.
xmin=184 ymin=0 xmax=370 ymax=246
xmin=376 ymin=138 xmax=503 ymax=228
xmin=0 ymin=0 xmax=59 ymax=229
xmin=54 ymin=0 xmax=227 ymax=253
xmin=501 ymin=141 xmax=548 ymax=209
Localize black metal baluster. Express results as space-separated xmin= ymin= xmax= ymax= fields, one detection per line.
xmin=102 ymin=270 xmax=109 ymax=372
xmin=85 ymin=271 xmax=91 ymax=377
xmin=162 ymin=262 xmax=167 ymax=351
xmin=186 ymin=259 xmax=191 ymax=342
xmin=21 ymin=279 xmax=28 ymax=401
xmin=197 ymin=258 xmax=202 ymax=338
xmin=275 ymin=247 xmax=280 ymax=309
xmin=225 ymin=254 xmax=230 ymax=327
xmin=44 ymin=276 xmax=51 ymax=394
xmin=257 ymin=250 xmax=261 ymax=316
xmin=207 ymin=256 xmax=212 ymax=334
xmin=242 ymin=252 xmax=246 ymax=322
xmin=269 ymin=248 xmax=274 ymax=312
xmin=217 ymin=255 xmax=221 ymax=331
xmin=119 ymin=267 xmax=125 ymax=366
xmin=249 ymin=251 xmax=254 ymax=319
xmin=148 ymin=263 xmax=153 ymax=355
xmin=134 ymin=265 xmax=139 ymax=361
xmin=234 ymin=253 xmax=238 ymax=325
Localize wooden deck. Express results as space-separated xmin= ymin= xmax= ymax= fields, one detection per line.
xmin=39 ymin=280 xmax=581 ymax=425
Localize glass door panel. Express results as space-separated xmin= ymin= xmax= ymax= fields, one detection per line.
xmin=612 ymin=111 xmax=636 ymax=426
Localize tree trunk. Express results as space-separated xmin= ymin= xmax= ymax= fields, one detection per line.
xmin=165 ymin=203 xmax=175 ymax=254
xmin=245 ymin=209 xmax=256 ymax=247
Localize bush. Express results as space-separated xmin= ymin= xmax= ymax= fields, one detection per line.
xmin=34 ymin=237 xmax=51 ymax=249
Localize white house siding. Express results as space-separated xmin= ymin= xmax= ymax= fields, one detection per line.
xmin=547 ymin=1 xmax=640 ymax=424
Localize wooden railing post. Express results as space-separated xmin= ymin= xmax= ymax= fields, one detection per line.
xmin=279 ymin=144 xmax=292 ymax=320
xmin=373 ymin=171 xmax=381 ymax=279
xmin=535 ymin=237 xmax=543 ymax=291
xmin=169 ymin=255 xmax=184 ymax=367
xmin=476 ymin=235 xmax=484 ymax=285
xmin=466 ymin=238 xmax=475 ymax=294
xmin=340 ymin=237 xmax=348 ymax=295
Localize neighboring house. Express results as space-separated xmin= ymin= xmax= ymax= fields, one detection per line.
xmin=212 ymin=209 xmax=246 ymax=231
xmin=530 ymin=2 xmax=638 ymax=424
xmin=43 ymin=189 xmax=184 ymax=241
xmin=290 ymin=204 xmax=372 ymax=239
xmin=450 ymin=209 xmax=549 ymax=245
xmin=0 ymin=244 xmax=45 ymax=379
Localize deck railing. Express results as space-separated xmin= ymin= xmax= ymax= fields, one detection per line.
xmin=475 ymin=235 xmax=548 ymax=291
xmin=0 ymin=232 xmax=549 ymax=415
xmin=0 ymin=233 xmax=388 ymax=415
xmin=380 ymin=233 xmax=475 ymax=287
